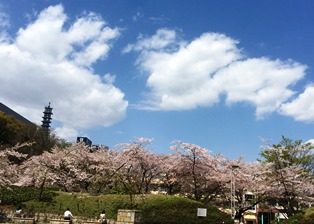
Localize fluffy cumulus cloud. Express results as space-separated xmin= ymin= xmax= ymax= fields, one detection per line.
xmin=127 ymin=31 xmax=242 ymax=110
xmin=214 ymin=58 xmax=306 ymax=118
xmin=0 ymin=5 xmax=128 ymax=140
xmin=127 ymin=28 xmax=310 ymax=121
xmin=279 ymin=85 xmax=314 ymax=122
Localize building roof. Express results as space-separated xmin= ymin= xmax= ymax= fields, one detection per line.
xmin=244 ymin=214 xmax=257 ymax=220
xmin=0 ymin=102 xmax=34 ymax=125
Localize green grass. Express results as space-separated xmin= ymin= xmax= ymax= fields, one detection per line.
xmin=21 ymin=192 xmax=231 ymax=223
xmin=24 ymin=192 xmax=135 ymax=219
xmin=139 ymin=195 xmax=229 ymax=224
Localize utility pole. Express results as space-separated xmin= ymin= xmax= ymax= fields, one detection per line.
xmin=231 ymin=165 xmax=239 ymax=221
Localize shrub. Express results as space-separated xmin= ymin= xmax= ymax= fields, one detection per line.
xmin=139 ymin=195 xmax=231 ymax=224
xmin=21 ymin=191 xmax=231 ymax=223
xmin=283 ymin=207 xmax=314 ymax=224
xmin=0 ymin=186 xmax=56 ymax=206
xmin=24 ymin=192 xmax=133 ymax=219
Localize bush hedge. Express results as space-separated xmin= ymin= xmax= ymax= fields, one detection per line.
xmin=1 ymin=186 xmax=231 ymax=223
xmin=282 ymin=207 xmax=314 ymax=224
xmin=24 ymin=193 xmax=231 ymax=223
xmin=140 ymin=195 xmax=230 ymax=224
xmin=0 ymin=186 xmax=56 ymax=206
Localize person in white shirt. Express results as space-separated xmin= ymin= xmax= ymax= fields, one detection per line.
xmin=64 ymin=208 xmax=73 ymax=221
xmin=15 ymin=207 xmax=22 ymax=217
xmin=99 ymin=210 xmax=107 ymax=224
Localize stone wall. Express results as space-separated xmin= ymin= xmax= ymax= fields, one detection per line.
xmin=115 ymin=210 xmax=141 ymax=224
xmin=12 ymin=217 xmax=35 ymax=224
xmin=8 ymin=209 xmax=141 ymax=224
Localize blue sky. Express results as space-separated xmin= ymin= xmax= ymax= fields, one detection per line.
xmin=0 ymin=0 xmax=313 ymax=161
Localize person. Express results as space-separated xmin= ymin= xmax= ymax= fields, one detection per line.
xmin=99 ymin=210 xmax=107 ymax=224
xmin=64 ymin=208 xmax=73 ymax=221
xmin=15 ymin=207 xmax=22 ymax=217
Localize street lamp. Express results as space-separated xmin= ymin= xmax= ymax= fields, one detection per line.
xmin=231 ymin=165 xmax=239 ymax=220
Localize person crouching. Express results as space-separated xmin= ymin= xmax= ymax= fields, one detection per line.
xmin=64 ymin=208 xmax=73 ymax=221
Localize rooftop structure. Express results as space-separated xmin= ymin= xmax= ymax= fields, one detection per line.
xmin=0 ymin=102 xmax=34 ymax=125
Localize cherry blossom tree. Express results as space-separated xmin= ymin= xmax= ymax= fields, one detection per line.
xmin=138 ymin=152 xmax=163 ymax=193
xmin=170 ymin=141 xmax=229 ymax=202
xmin=18 ymin=138 xmax=160 ymax=196
xmin=114 ymin=138 xmax=163 ymax=202
xmin=0 ymin=144 xmax=27 ymax=188
xmin=85 ymin=147 xmax=123 ymax=193
xmin=11 ymin=135 xmax=313 ymax=220
xmin=18 ymin=143 xmax=101 ymax=192
xmin=158 ymin=154 xmax=182 ymax=194
xmin=222 ymin=159 xmax=271 ymax=221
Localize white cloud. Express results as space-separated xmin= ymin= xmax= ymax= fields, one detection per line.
xmin=127 ymin=29 xmax=307 ymax=119
xmin=16 ymin=5 xmax=69 ymax=64
xmin=123 ymin=28 xmax=178 ymax=53
xmin=0 ymin=9 xmax=10 ymax=43
xmin=0 ymin=5 xmax=128 ymax=141
xmin=54 ymin=127 xmax=78 ymax=142
xmin=142 ymin=33 xmax=241 ymax=110
xmin=103 ymin=73 xmax=116 ymax=84
xmin=279 ymin=85 xmax=314 ymax=122
xmin=214 ymin=58 xmax=306 ymax=118
xmin=0 ymin=11 xmax=9 ymax=28
xmin=16 ymin=6 xmax=120 ymax=66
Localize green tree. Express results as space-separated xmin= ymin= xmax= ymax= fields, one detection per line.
xmin=22 ymin=126 xmax=71 ymax=156
xmin=0 ymin=111 xmax=27 ymax=147
xmin=259 ymin=136 xmax=314 ymax=175
xmin=0 ymin=112 xmax=69 ymax=158
xmin=259 ymin=136 xmax=314 ymax=217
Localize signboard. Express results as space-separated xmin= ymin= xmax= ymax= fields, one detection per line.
xmin=197 ymin=208 xmax=207 ymax=217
